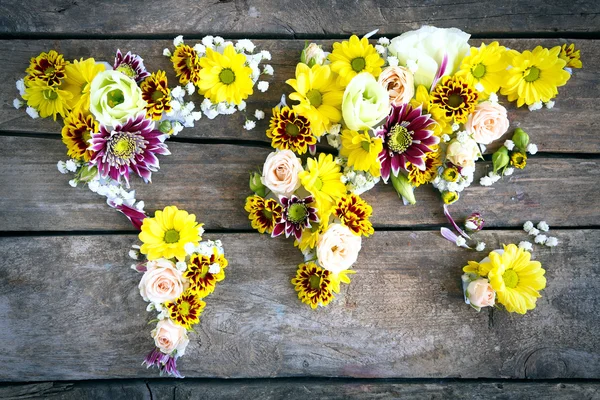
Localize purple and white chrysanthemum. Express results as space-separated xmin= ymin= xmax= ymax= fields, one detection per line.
xmin=376 ymin=104 xmax=439 ymax=182
xmin=272 ymin=195 xmax=319 ymax=240
xmin=114 ymin=49 xmax=150 ymax=82
xmin=142 ymin=348 xmax=183 ymax=378
xmin=89 ymin=113 xmax=170 ymax=185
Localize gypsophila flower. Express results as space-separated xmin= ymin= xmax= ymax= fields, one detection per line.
xmin=13 ymin=98 xmax=24 ymax=109
xmin=480 ymin=176 xmax=493 ymax=186
xmin=185 ymin=82 xmax=195 ymax=95
xmin=193 ymin=43 xmax=207 ymax=55
xmin=488 ymin=92 xmax=499 ymax=103
xmin=545 ymin=100 xmax=555 ymax=109
xmin=237 ymin=101 xmax=247 ymax=112
xmin=257 ymin=81 xmax=269 ymax=92
xmin=65 ymin=159 xmax=78 ymax=172
xmin=263 ymin=64 xmax=274 ymax=75
xmin=176 ymin=261 xmax=187 ymax=271
xmin=537 ymin=221 xmax=549 ymax=231
xmin=375 ymin=45 xmax=385 ymax=55
xmin=26 ymin=106 xmax=39 ymax=119
xmin=16 ymin=79 xmax=25 ymax=96
xmin=244 ymin=120 xmax=256 ymax=130
xmin=214 ymin=36 xmax=224 ymax=45
xmin=171 ymin=86 xmax=185 ymax=99
xmin=528 ymin=101 xmax=543 ymax=111
xmin=529 ymin=228 xmax=540 ymax=236
xmin=57 ymin=161 xmax=68 ymax=174
xmin=128 ymin=249 xmax=138 ymax=260
xmin=442 ymin=134 xmax=451 ymax=143
xmin=254 ymin=109 xmax=265 ymax=120
xmin=68 ymin=179 xmax=77 ymax=187
xmin=475 ymin=82 xmax=485 ymax=92
xmin=519 ymin=241 xmax=533 ymax=251
xmin=488 ymin=172 xmax=501 ymax=183
xmin=456 ymin=131 xmax=468 ymax=143
xmin=163 ymin=48 xmax=172 ymax=57
xmin=504 ymin=167 xmax=514 ymax=176
xmin=504 ymin=140 xmax=515 ymax=151
xmin=173 ymin=35 xmax=184 ymax=46
xmin=327 ymin=133 xmax=341 ymax=149
xmin=456 ymin=236 xmax=467 ymax=247
xmin=451 ymin=123 xmax=460 ymax=132
xmin=545 ymin=237 xmax=559 ymax=247
xmin=527 ymin=143 xmax=538 ymax=154
xmin=476 ymin=242 xmax=486 ymax=252
xmin=378 ymin=37 xmax=390 ymax=46
xmin=535 ymin=234 xmax=548 ymax=244
xmin=260 ymin=50 xmax=271 ymax=60
xmin=523 ymin=221 xmax=534 ymax=232
xmin=202 ymin=36 xmax=214 ymax=47
xmin=387 ymin=56 xmax=399 ymax=67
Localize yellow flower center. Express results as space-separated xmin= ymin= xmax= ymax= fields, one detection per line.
xmin=306 ymin=89 xmax=322 ymax=108
xmin=116 ymin=64 xmax=136 ymax=79
xmin=388 ymin=124 xmax=412 ymax=153
xmin=503 ymin=269 xmax=519 ymax=288
xmin=524 ymin=66 xmax=540 ymax=82
xmin=112 ymin=136 xmax=136 ymax=158
xmin=361 ymin=140 xmax=371 ymax=152
xmin=44 ymin=66 xmax=56 ymax=75
xmin=164 ymin=229 xmax=180 ymax=244
xmin=309 ymin=274 xmax=321 ymax=289
xmin=288 ymin=203 xmax=308 ymax=223
xmin=351 ymin=57 xmax=366 ymax=72
xmin=151 ymin=90 xmax=164 ymax=101
xmin=262 ymin=209 xmax=273 ymax=221
xmin=107 ymin=89 xmax=125 ymax=108
xmin=472 ymin=63 xmax=486 ymax=79
xmin=448 ymin=93 xmax=464 ymax=108
xmin=43 ymin=89 xmax=58 ymax=101
xmin=285 ymin=122 xmax=300 ymax=137
xmin=313 ymin=177 xmax=324 ymax=191
xmin=178 ymin=300 xmax=191 ymax=316
xmin=219 ymin=68 xmax=236 ymax=85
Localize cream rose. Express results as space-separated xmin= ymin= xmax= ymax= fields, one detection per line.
xmin=89 ymin=70 xmax=146 ymax=127
xmin=466 ymin=102 xmax=510 ymax=145
xmin=378 ymin=66 xmax=415 ymax=106
xmin=151 ymin=319 xmax=190 ymax=356
xmin=466 ymin=278 xmax=496 ymax=308
xmin=261 ymin=150 xmax=303 ymax=197
xmin=139 ymin=258 xmax=186 ymax=304
xmin=342 ymin=72 xmax=391 ymax=131
xmin=302 ymin=43 xmax=327 ymax=66
xmin=316 ymin=223 xmax=362 ymax=274
xmin=446 ymin=138 xmax=480 ymax=168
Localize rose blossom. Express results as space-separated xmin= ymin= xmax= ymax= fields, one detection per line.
xmin=89 ymin=69 xmax=146 ymax=127
xmin=139 ymin=258 xmax=186 ymax=304
xmin=466 ymin=101 xmax=510 ymax=145
xmin=342 ymin=72 xmax=391 ymax=131
xmin=302 ymin=43 xmax=326 ymax=66
xmin=466 ymin=278 xmax=496 ymax=308
xmin=151 ymin=319 xmax=190 ymax=355
xmin=316 ymin=223 xmax=362 ymax=274
xmin=377 ymin=66 xmax=415 ymax=106
xmin=446 ymin=138 xmax=480 ymax=168
xmin=261 ymin=150 xmax=303 ymax=197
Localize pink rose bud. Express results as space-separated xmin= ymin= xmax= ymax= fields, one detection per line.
xmin=466 ymin=278 xmax=496 ymax=308
xmin=465 ymin=212 xmax=484 ymax=232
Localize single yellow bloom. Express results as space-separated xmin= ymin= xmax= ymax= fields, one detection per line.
xmin=430 ymin=76 xmax=479 ymax=124
xmin=456 ymin=41 xmax=509 ymax=98
xmin=299 ymin=153 xmax=346 ymax=215
xmin=333 ymin=193 xmax=374 ymax=237
xmin=22 ymin=79 xmax=72 ymax=121
xmin=442 ymin=166 xmax=460 ymax=182
xmin=244 ymin=195 xmax=283 ymax=235
xmin=406 ymin=148 xmax=442 ymax=187
xmin=287 ymin=63 xmax=344 ymax=136
xmin=441 ymin=191 xmax=459 ymax=205
xmin=340 ymin=129 xmax=382 ymax=177
xmin=487 ymin=244 xmax=546 ymax=314
xmin=329 ymin=35 xmax=384 ymax=86
xmin=165 ymin=289 xmax=206 ymax=329
xmin=198 ymin=45 xmax=253 ymax=105
xmin=559 ymin=43 xmax=582 ymax=69
xmin=184 ymin=247 xmax=228 ymax=298
xmin=139 ymin=206 xmax=203 ymax=261
xmin=141 ymin=70 xmax=172 ymax=120
xmin=61 ymin=109 xmax=98 ymax=161
xmin=171 ymin=44 xmax=201 ymax=85
xmin=26 ymin=50 xmax=69 ymax=86
xmin=291 ymin=262 xmax=335 ymax=309
xmin=511 ymin=152 xmax=527 ymax=169
xmin=63 ymin=58 xmax=106 ymax=111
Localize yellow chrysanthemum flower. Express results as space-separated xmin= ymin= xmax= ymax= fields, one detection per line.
xmin=559 ymin=43 xmax=582 ymax=69
xmin=339 ymin=129 xmax=382 ymax=177
xmin=266 ymin=106 xmax=316 ymax=155
xmin=22 ymin=79 xmax=72 ymax=121
xmin=333 ymin=193 xmax=374 ymax=237
xmin=198 ymin=45 xmax=253 ymax=105
xmin=291 ymin=262 xmax=336 ymax=309
xmin=63 ymin=57 xmax=106 ymax=111
xmin=165 ymin=289 xmax=206 ymax=329
xmin=456 ymin=41 xmax=509 ymax=98
xmin=141 ymin=70 xmax=172 ymax=120
xmin=26 ymin=50 xmax=69 ymax=86
xmin=406 ymin=148 xmax=442 ymax=187
xmin=294 ymin=219 xmax=329 ymax=252
xmin=244 ymin=195 xmax=283 ymax=235
xmin=511 ymin=152 xmax=527 ymax=169
xmin=184 ymin=247 xmax=228 ymax=298
xmin=441 ymin=166 xmax=459 ymax=182
xmin=410 ymin=85 xmax=451 ymax=136
xmin=329 ymin=269 xmax=355 ymax=294
xmin=430 ymin=76 xmax=479 ymax=124
xmin=329 ymin=35 xmax=384 ymax=86
xmin=139 ymin=206 xmax=203 ymax=261
xmin=462 ymin=260 xmax=493 ymax=277
xmin=487 ymin=244 xmax=547 ymax=314
xmin=500 ymin=46 xmax=571 ymax=107
xmin=171 ymin=44 xmax=201 ymax=86
xmin=299 ymin=153 xmax=346 ymax=216
xmin=61 ymin=109 xmax=98 ymax=162
xmin=287 ymin=63 xmax=344 ymax=136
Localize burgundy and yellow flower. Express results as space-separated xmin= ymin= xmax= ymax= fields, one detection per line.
xmin=244 ymin=195 xmax=283 ymax=235
xmin=333 ymin=194 xmax=374 ymax=237
xmin=171 ymin=44 xmax=201 ymax=86
xmin=141 ymin=70 xmax=172 ymax=120
xmin=61 ymin=110 xmax=98 ymax=162
xmin=559 ymin=43 xmax=582 ymax=69
xmin=26 ymin=50 xmax=69 ymax=86
xmin=266 ymin=106 xmax=316 ymax=155
xmin=430 ymin=76 xmax=479 ymax=124
xmin=272 ymin=195 xmax=319 ymax=240
xmin=165 ymin=289 xmax=206 ymax=330
xmin=114 ymin=49 xmax=150 ymax=82
xmin=406 ymin=148 xmax=442 ymax=187
xmin=184 ymin=248 xmax=228 ymax=297
xmin=291 ymin=262 xmax=335 ymax=309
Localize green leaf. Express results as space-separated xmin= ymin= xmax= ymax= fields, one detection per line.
xmin=390 ymin=172 xmax=416 ymax=205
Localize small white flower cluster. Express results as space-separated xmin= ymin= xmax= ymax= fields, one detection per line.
xmin=163 ymin=84 xmax=202 ymax=134
xmin=433 ymin=165 xmax=475 ymax=194
xmin=505 ymin=139 xmax=538 ymax=155
xmin=374 ymin=37 xmax=409 ymax=70
xmin=528 ymin=100 xmax=556 ymax=112
xmin=336 ymin=157 xmax=380 ymax=195
xmin=522 ymin=220 xmax=559 ymax=248
xmin=325 ymin=124 xmax=343 ymax=149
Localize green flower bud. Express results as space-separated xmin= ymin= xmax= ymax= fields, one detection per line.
xmin=391 ymin=172 xmax=416 ymax=205
xmin=301 ymin=42 xmax=326 ymax=67
xmin=78 ymin=165 xmax=98 ymax=182
xmin=492 ymin=146 xmax=510 ymax=174
xmin=512 ymin=128 xmax=530 ymax=152
xmin=249 ymin=171 xmax=267 ymax=197
xmin=158 ymin=120 xmax=173 ymax=134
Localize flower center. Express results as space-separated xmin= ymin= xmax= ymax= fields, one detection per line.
xmin=44 ymin=66 xmax=56 ymax=75
xmin=107 ymin=89 xmax=125 ymax=108
xmin=111 ymin=136 xmax=136 ymax=159
xmin=502 ymin=269 xmax=519 ymax=289
xmin=351 ymin=57 xmax=366 ymax=72
xmin=388 ymin=124 xmax=413 ymax=153
xmin=219 ymin=68 xmax=236 ymax=85
xmin=287 ymin=203 xmax=308 ymax=224
xmin=309 ymin=274 xmax=321 ymax=289
xmin=262 ymin=209 xmax=273 ymax=221
xmin=361 ymin=140 xmax=371 ymax=152
xmin=151 ymin=90 xmax=164 ymax=101
xmin=447 ymin=93 xmax=464 ymax=109
xmin=524 ymin=66 xmax=540 ymax=82
xmin=285 ymin=122 xmax=300 ymax=137
xmin=472 ymin=63 xmax=486 ymax=79
xmin=306 ymin=89 xmax=322 ymax=108
xmin=313 ymin=177 xmax=324 ymax=191
xmin=178 ymin=300 xmax=191 ymax=316
xmin=116 ymin=64 xmax=137 ymax=79
xmin=164 ymin=229 xmax=180 ymax=244
xmin=42 ymin=89 xmax=58 ymax=101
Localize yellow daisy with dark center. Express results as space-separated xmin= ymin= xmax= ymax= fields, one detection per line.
xmin=26 ymin=50 xmax=69 ymax=86
xmin=61 ymin=110 xmax=98 ymax=162
xmin=291 ymin=262 xmax=335 ymax=309
xmin=407 ymin=149 xmax=443 ymax=187
xmin=559 ymin=43 xmax=582 ymax=69
xmin=244 ymin=195 xmax=283 ymax=235
xmin=184 ymin=248 xmax=228 ymax=297
xmin=171 ymin=44 xmax=201 ymax=85
xmin=266 ymin=106 xmax=316 ymax=155
xmin=165 ymin=289 xmax=206 ymax=330
xmin=141 ymin=70 xmax=173 ymax=121
xmin=333 ymin=194 xmax=374 ymax=237
xmin=430 ymin=76 xmax=479 ymax=124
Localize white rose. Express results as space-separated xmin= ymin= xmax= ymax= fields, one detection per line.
xmin=89 ymin=70 xmax=146 ymax=127
xmin=466 ymin=278 xmax=496 ymax=308
xmin=139 ymin=258 xmax=186 ymax=304
xmin=388 ymin=26 xmax=470 ymax=89
xmin=446 ymin=138 xmax=480 ymax=168
xmin=342 ymin=72 xmax=391 ymax=131
xmin=316 ymin=223 xmax=362 ymax=274
xmin=151 ymin=319 xmax=190 ymax=356
xmin=261 ymin=150 xmax=303 ymax=197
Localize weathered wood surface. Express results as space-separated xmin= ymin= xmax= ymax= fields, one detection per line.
xmin=1 ymin=0 xmax=599 ymax=37
xmin=1 ymin=136 xmax=598 ymax=232
xmin=0 ymin=230 xmax=598 ymax=381
xmin=1 ymin=380 xmax=599 ymax=400
xmin=1 ymin=39 xmax=598 ymax=154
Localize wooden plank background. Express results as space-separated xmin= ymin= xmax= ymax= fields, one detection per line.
xmin=1 ymin=1 xmax=599 ymax=397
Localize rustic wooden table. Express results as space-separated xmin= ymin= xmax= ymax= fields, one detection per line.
xmin=1 ymin=1 xmax=599 ymax=399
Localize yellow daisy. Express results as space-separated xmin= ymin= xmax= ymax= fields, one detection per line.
xmin=22 ymin=79 xmax=72 ymax=121
xmin=26 ymin=50 xmax=69 ymax=86
xmin=286 ymin=63 xmax=344 ymax=136
xmin=198 ymin=45 xmax=253 ymax=105
xmin=298 ymin=153 xmax=346 ymax=216
xmin=139 ymin=206 xmax=203 ymax=261
xmin=63 ymin=57 xmax=106 ymax=111
xmin=165 ymin=289 xmax=206 ymax=329
xmin=333 ymin=194 xmax=374 ymax=237
xmin=291 ymin=262 xmax=335 ymax=309
xmin=487 ymin=244 xmax=547 ymax=314
xmin=455 ymin=41 xmax=509 ymax=98
xmin=339 ymin=129 xmax=383 ymax=177
xmin=329 ymin=35 xmax=384 ymax=86
xmin=406 ymin=148 xmax=442 ymax=187
xmin=559 ymin=43 xmax=582 ymax=69
xmin=500 ymin=46 xmax=571 ymax=107
xmin=61 ymin=109 xmax=98 ymax=162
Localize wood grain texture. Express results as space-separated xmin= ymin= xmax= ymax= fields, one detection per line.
xmin=1 ymin=136 xmax=598 ymax=232
xmin=0 ymin=230 xmax=598 ymax=381
xmin=1 ymin=0 xmax=599 ymax=36
xmin=0 ymin=39 xmax=598 ymax=154
xmin=1 ymin=380 xmax=599 ymax=400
